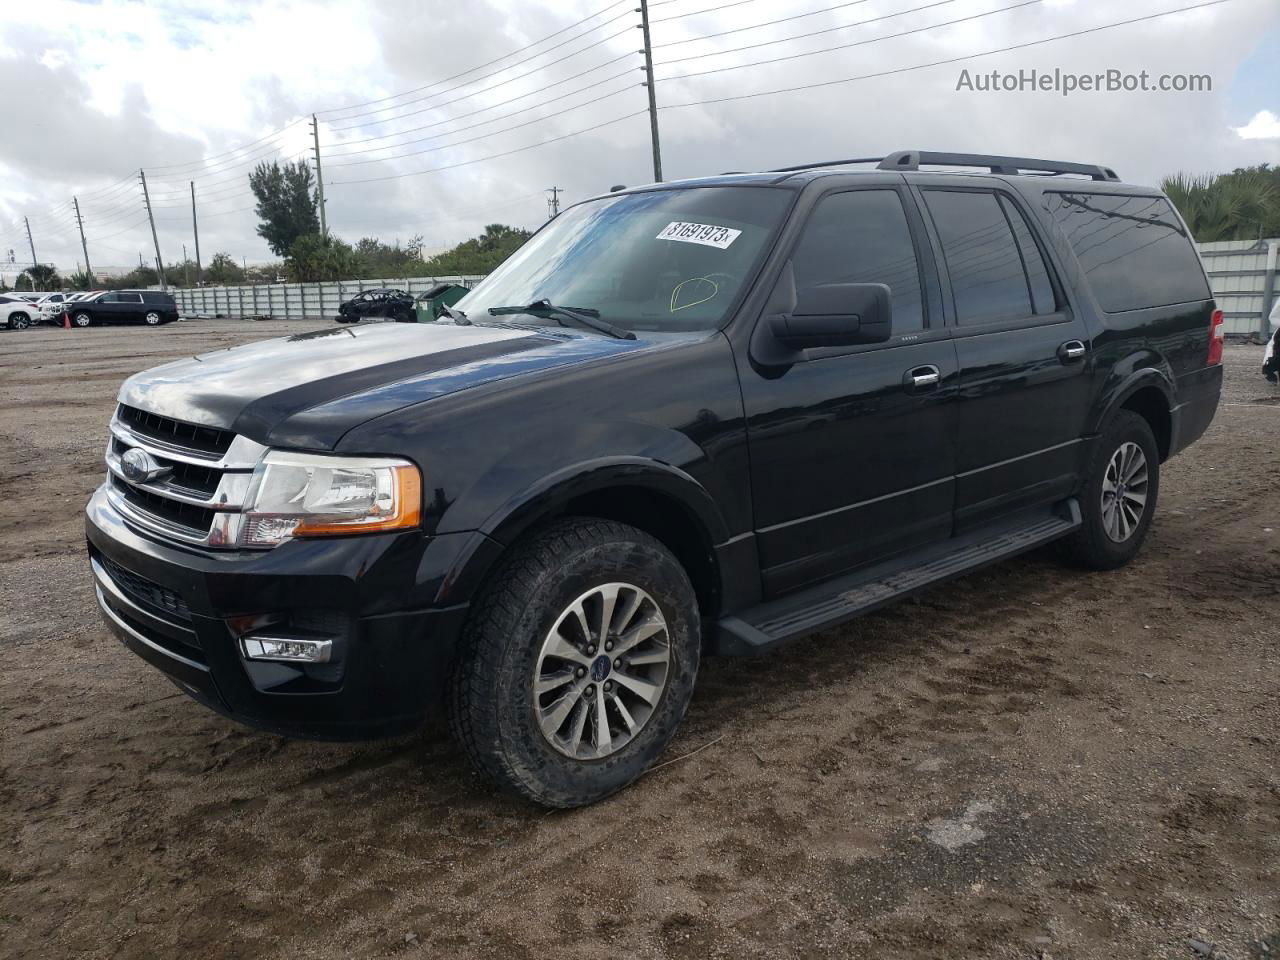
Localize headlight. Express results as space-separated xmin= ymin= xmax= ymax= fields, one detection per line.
xmin=241 ymin=452 xmax=422 ymax=547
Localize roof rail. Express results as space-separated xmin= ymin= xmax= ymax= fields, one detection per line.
xmin=876 ymin=150 xmax=1120 ymax=182
xmin=769 ymin=156 xmax=884 ymax=173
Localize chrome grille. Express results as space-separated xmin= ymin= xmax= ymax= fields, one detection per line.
xmin=104 ymin=406 xmax=267 ymax=548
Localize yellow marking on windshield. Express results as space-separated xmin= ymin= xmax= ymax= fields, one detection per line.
xmin=669 ymin=277 xmax=720 ymax=313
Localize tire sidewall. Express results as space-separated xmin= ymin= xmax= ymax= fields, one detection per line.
xmin=74 ymin=312 xmax=92 ymax=327
xmin=1078 ymin=410 xmax=1160 ymax=568
xmin=10 ymin=312 xmax=29 ymax=329
xmin=486 ymin=532 xmax=699 ymax=804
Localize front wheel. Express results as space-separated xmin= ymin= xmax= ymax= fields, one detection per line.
xmin=1063 ymin=409 xmax=1160 ymax=570
xmin=73 ymin=312 xmax=92 ymax=328
xmin=449 ymin=518 xmax=700 ymax=808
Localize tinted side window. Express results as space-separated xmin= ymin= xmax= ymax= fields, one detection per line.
xmin=998 ymin=195 xmax=1056 ymax=315
xmin=1047 ymin=193 xmax=1210 ymax=313
xmin=922 ymin=190 xmax=1032 ymax=325
xmin=790 ymin=190 xmax=925 ymax=331
xmin=98 ymin=293 xmax=119 ymax=303
xmin=141 ymin=292 xmax=173 ymax=305
xmin=118 ymin=293 xmax=143 ymax=303
xmin=0 ymin=296 xmax=10 ymax=304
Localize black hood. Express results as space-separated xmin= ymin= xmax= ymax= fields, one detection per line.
xmin=117 ymin=321 xmax=654 ymax=450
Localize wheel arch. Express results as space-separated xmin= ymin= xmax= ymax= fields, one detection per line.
xmin=1092 ymin=367 xmax=1175 ymax=462
xmin=475 ymin=458 xmax=730 ymax=619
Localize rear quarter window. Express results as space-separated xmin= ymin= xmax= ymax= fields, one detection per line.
xmin=1046 ymin=193 xmax=1210 ymax=313
xmin=141 ymin=292 xmax=174 ymax=305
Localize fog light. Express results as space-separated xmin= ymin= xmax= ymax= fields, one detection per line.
xmin=241 ymin=635 xmax=333 ymax=663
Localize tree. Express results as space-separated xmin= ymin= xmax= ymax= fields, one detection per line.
xmin=67 ymin=269 xmax=96 ymax=290
xmin=420 ymin=224 xmax=532 ymax=275
xmin=18 ymin=264 xmax=61 ymax=290
xmin=249 ymin=160 xmax=320 ymax=257
xmin=1162 ymin=170 xmax=1278 ymax=241
xmin=286 ymin=233 xmax=361 ymax=282
xmin=353 ymin=234 xmax=424 ymax=278
xmin=205 ymin=252 xmax=245 ymax=284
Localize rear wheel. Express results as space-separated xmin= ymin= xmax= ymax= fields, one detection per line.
xmin=449 ymin=518 xmax=700 ymax=808
xmin=1063 ymin=410 xmax=1160 ymax=570
xmin=8 ymin=312 xmax=30 ymax=329
xmin=73 ymin=312 xmax=92 ymax=328
xmin=144 ymin=311 xmax=162 ymax=326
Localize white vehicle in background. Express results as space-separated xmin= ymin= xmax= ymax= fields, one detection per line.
xmin=1 ymin=294 xmax=40 ymax=329
xmin=37 ymin=292 xmax=79 ymax=323
xmin=1264 ymin=297 xmax=1280 ymax=383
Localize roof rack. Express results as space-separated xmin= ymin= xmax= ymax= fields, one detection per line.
xmin=876 ymin=150 xmax=1120 ymax=182
xmin=769 ymin=157 xmax=884 ymax=173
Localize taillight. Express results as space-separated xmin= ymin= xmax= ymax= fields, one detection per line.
xmin=1207 ymin=308 xmax=1224 ymax=366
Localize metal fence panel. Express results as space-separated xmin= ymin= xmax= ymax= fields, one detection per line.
xmin=175 ymin=275 xmax=485 ymax=320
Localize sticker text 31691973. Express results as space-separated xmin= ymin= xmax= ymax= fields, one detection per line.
xmin=655 ymin=221 xmax=742 ymax=250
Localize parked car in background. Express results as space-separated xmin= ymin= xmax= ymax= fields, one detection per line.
xmin=68 ymin=290 xmax=178 ymax=327
xmin=335 ymin=288 xmax=416 ymax=323
xmin=1 ymin=294 xmax=39 ymax=329
xmin=37 ymin=292 xmax=80 ymax=323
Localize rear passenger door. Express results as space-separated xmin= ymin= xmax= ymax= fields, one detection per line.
xmin=115 ymin=292 xmax=144 ymax=323
xmin=914 ymin=181 xmax=1092 ymax=531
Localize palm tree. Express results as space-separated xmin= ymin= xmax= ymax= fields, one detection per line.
xmin=1162 ymin=171 xmax=1277 ymax=241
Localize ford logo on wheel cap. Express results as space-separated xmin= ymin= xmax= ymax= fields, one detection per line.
xmin=120 ymin=448 xmax=172 ymax=485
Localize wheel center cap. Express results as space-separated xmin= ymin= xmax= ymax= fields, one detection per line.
xmin=590 ymin=655 xmax=611 ymax=682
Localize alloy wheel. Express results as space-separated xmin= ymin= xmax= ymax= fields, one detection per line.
xmin=74 ymin=313 xmax=91 ymax=327
xmin=144 ymin=312 xmax=162 ymax=325
xmin=1101 ymin=441 xmax=1148 ymax=542
xmin=533 ymin=582 xmax=671 ymax=760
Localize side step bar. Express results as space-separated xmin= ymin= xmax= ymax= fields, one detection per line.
xmin=713 ymin=499 xmax=1081 ymax=656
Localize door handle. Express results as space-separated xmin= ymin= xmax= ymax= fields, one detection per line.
xmin=1058 ymin=340 xmax=1087 ymax=363
xmin=905 ymin=364 xmax=941 ymax=391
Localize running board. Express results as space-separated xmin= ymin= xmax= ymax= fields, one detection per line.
xmin=713 ymin=499 xmax=1081 ymax=656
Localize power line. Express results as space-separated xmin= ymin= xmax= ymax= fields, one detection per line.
xmin=656 ymin=0 xmax=1043 ymax=83
xmin=324 ymin=83 xmax=639 ymax=167
xmin=653 ymin=0 xmax=876 ymax=47
xmin=652 ymin=0 xmax=764 ymax=23
xmin=656 ymin=0 xmax=960 ymax=67
xmin=329 ymin=110 xmax=648 ymax=185
xmin=316 ymin=0 xmax=634 ymax=116
xmin=326 ymin=25 xmax=637 ymax=132
xmin=660 ymin=0 xmax=1235 ymax=107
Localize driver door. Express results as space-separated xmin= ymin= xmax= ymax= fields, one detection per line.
xmin=736 ymin=186 xmax=960 ymax=596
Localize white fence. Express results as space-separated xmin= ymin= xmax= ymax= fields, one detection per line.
xmin=1198 ymin=239 xmax=1278 ymax=338
xmin=173 ymin=276 xmax=486 ymax=321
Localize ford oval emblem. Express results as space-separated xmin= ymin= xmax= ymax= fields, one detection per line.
xmin=120 ymin=448 xmax=172 ymax=485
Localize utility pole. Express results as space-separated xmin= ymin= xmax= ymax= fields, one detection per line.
xmin=72 ymin=197 xmax=92 ymax=281
xmin=311 ymin=114 xmax=328 ymax=238
xmin=138 ymin=169 xmax=167 ymax=291
xmin=638 ymin=0 xmax=663 ymax=182
xmin=546 ymin=186 xmax=561 ymax=218
xmin=190 ymin=181 xmax=202 ymax=286
xmin=22 ymin=216 xmax=37 ymax=289
xmin=183 ymin=243 xmax=190 ymax=287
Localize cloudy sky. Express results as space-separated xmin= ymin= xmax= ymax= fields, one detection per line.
xmin=0 ymin=0 xmax=1276 ymax=278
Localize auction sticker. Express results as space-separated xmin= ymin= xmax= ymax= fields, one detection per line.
xmin=655 ymin=221 xmax=742 ymax=249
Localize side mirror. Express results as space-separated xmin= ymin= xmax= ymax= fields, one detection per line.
xmin=770 ymin=282 xmax=893 ymax=349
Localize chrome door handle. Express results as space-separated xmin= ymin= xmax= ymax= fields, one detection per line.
xmin=1058 ymin=340 xmax=1087 ymax=362
xmin=906 ymin=365 xmax=941 ymax=390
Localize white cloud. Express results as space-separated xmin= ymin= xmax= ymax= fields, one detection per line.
xmin=0 ymin=0 xmax=1277 ymax=275
xmin=1235 ymin=109 xmax=1280 ymax=140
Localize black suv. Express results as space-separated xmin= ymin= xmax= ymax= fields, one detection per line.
xmin=70 ymin=290 xmax=178 ymax=327
xmin=335 ymin=288 xmax=416 ymax=323
xmin=86 ymin=151 xmax=1223 ymax=807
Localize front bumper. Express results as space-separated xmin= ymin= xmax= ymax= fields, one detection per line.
xmin=86 ymin=484 xmax=474 ymax=740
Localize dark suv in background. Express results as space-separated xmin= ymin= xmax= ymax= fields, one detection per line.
xmin=335 ymin=288 xmax=416 ymax=323
xmin=86 ymin=151 xmax=1223 ymax=807
xmin=70 ymin=290 xmax=178 ymax=327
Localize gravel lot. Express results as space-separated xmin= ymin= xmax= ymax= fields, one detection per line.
xmin=0 ymin=320 xmax=1276 ymax=960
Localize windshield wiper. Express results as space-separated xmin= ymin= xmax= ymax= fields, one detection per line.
xmin=487 ymin=299 xmax=635 ymax=340
xmin=437 ymin=301 xmax=471 ymax=325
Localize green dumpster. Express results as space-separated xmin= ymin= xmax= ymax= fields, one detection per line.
xmin=415 ymin=283 xmax=470 ymax=322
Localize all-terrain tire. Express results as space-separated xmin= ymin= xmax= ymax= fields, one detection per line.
xmin=449 ymin=517 xmax=700 ymax=808
xmin=1062 ymin=410 xmax=1160 ymax=570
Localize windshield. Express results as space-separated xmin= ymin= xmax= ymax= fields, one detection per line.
xmin=457 ymin=186 xmax=792 ymax=333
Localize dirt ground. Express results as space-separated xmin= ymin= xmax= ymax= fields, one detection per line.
xmin=0 ymin=320 xmax=1276 ymax=960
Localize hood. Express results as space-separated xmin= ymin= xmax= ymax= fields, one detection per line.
xmin=118 ymin=321 xmax=653 ymax=450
